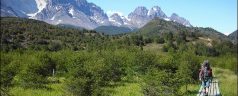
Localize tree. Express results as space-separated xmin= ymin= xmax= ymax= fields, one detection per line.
xmin=17 ymin=53 xmax=56 ymax=88
xmin=100 ymin=54 xmax=126 ymax=83
xmin=0 ymin=60 xmax=19 ymax=87
xmin=195 ymin=42 xmax=219 ymax=57
xmin=144 ymin=38 xmax=153 ymax=44
xmin=164 ymin=32 xmax=173 ymax=42
xmin=48 ymin=40 xmax=62 ymax=51
xmin=134 ymin=52 xmax=157 ymax=74
xmin=65 ymin=53 xmax=102 ymax=96
xmin=131 ymin=35 xmax=144 ymax=46
xmin=65 ymin=71 xmax=101 ymax=96
xmin=176 ymin=61 xmax=192 ymax=92
xmin=142 ymin=69 xmax=180 ymax=96
xmin=156 ymin=36 xmax=165 ymax=44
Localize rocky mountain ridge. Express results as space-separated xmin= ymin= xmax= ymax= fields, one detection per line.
xmin=1 ymin=0 xmax=192 ymax=29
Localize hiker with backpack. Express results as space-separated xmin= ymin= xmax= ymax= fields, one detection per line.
xmin=199 ymin=60 xmax=213 ymax=95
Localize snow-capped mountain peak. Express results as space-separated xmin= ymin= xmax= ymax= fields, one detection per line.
xmin=148 ymin=6 xmax=167 ymax=19
xmin=109 ymin=13 xmax=124 ymax=26
xmin=170 ymin=13 xmax=192 ymax=27
xmin=130 ymin=6 xmax=148 ymax=17
xmin=151 ymin=6 xmax=160 ymax=11
xmin=163 ymin=18 xmax=170 ymax=21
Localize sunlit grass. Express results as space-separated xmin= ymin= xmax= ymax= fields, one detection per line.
xmin=180 ymin=84 xmax=200 ymax=96
xmin=9 ymin=84 xmax=64 ymax=96
xmin=104 ymin=83 xmax=143 ymax=96
xmin=213 ymin=67 xmax=237 ymax=96
xmin=143 ymin=43 xmax=164 ymax=51
xmin=9 ymin=77 xmax=66 ymax=96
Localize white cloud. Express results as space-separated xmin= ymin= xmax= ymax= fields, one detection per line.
xmin=106 ymin=10 xmax=124 ymax=16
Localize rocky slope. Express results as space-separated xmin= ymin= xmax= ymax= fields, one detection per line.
xmin=228 ymin=30 xmax=237 ymax=44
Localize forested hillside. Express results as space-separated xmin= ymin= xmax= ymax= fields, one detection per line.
xmin=94 ymin=26 xmax=135 ymax=35
xmin=1 ymin=17 xmax=117 ymax=51
xmin=135 ymin=18 xmax=230 ymax=42
xmin=1 ymin=17 xmax=237 ymax=96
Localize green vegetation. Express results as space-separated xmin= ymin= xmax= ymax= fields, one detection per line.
xmin=94 ymin=25 xmax=135 ymax=35
xmin=104 ymin=83 xmax=143 ymax=96
xmin=214 ymin=68 xmax=237 ymax=96
xmin=1 ymin=17 xmax=237 ymax=96
xmin=9 ymin=83 xmax=64 ymax=96
xmin=136 ymin=18 xmax=230 ymax=42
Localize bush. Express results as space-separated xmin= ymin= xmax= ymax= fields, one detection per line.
xmin=142 ymin=69 xmax=180 ymax=96
xmin=144 ymin=38 xmax=153 ymax=44
xmin=195 ymin=42 xmax=219 ymax=57
xmin=100 ymin=54 xmax=126 ymax=83
xmin=64 ymin=52 xmax=104 ymax=95
xmin=17 ymin=53 xmax=55 ymax=88
xmin=48 ymin=41 xmax=62 ymax=51
xmin=0 ymin=61 xmax=19 ymax=87
xmin=18 ymin=72 xmax=48 ymax=88
xmin=134 ymin=52 xmax=157 ymax=74
xmin=156 ymin=37 xmax=165 ymax=44
xmin=162 ymin=45 xmax=169 ymax=52
xmin=0 ymin=53 xmax=20 ymax=88
xmin=65 ymin=73 xmax=102 ymax=96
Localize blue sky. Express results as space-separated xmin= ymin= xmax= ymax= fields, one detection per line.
xmin=87 ymin=0 xmax=237 ymax=35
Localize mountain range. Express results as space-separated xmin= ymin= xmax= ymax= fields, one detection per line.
xmin=1 ymin=0 xmax=192 ymax=30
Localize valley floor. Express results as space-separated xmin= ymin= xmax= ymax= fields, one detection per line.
xmin=8 ymin=67 xmax=237 ymax=96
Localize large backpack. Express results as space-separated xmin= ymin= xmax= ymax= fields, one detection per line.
xmin=203 ymin=67 xmax=210 ymax=81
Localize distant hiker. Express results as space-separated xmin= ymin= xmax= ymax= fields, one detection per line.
xmin=199 ymin=60 xmax=213 ymax=95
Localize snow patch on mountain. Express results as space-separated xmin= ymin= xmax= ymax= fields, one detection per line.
xmin=163 ymin=18 xmax=170 ymax=21
xmin=170 ymin=13 xmax=192 ymax=27
xmin=69 ymin=8 xmax=74 ymax=16
xmin=50 ymin=15 xmax=56 ymax=20
xmin=35 ymin=0 xmax=47 ymax=13
xmin=56 ymin=20 xmax=62 ymax=24
xmin=109 ymin=19 xmax=121 ymax=26
xmin=27 ymin=0 xmax=48 ymax=18
xmin=152 ymin=7 xmax=158 ymax=11
xmin=109 ymin=18 xmax=115 ymax=22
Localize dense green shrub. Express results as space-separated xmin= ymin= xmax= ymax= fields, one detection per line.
xmin=65 ymin=51 xmax=126 ymax=95
xmin=65 ymin=70 xmax=102 ymax=96
xmin=0 ymin=52 xmax=22 ymax=88
xmin=155 ymin=36 xmax=165 ymax=44
xmin=0 ymin=60 xmax=19 ymax=87
xmin=142 ymin=69 xmax=180 ymax=96
xmin=175 ymin=52 xmax=200 ymax=93
xmin=133 ymin=52 xmax=157 ymax=74
xmin=100 ymin=54 xmax=126 ymax=82
xmin=195 ymin=42 xmax=219 ymax=56
xmin=16 ymin=53 xmax=56 ymax=88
